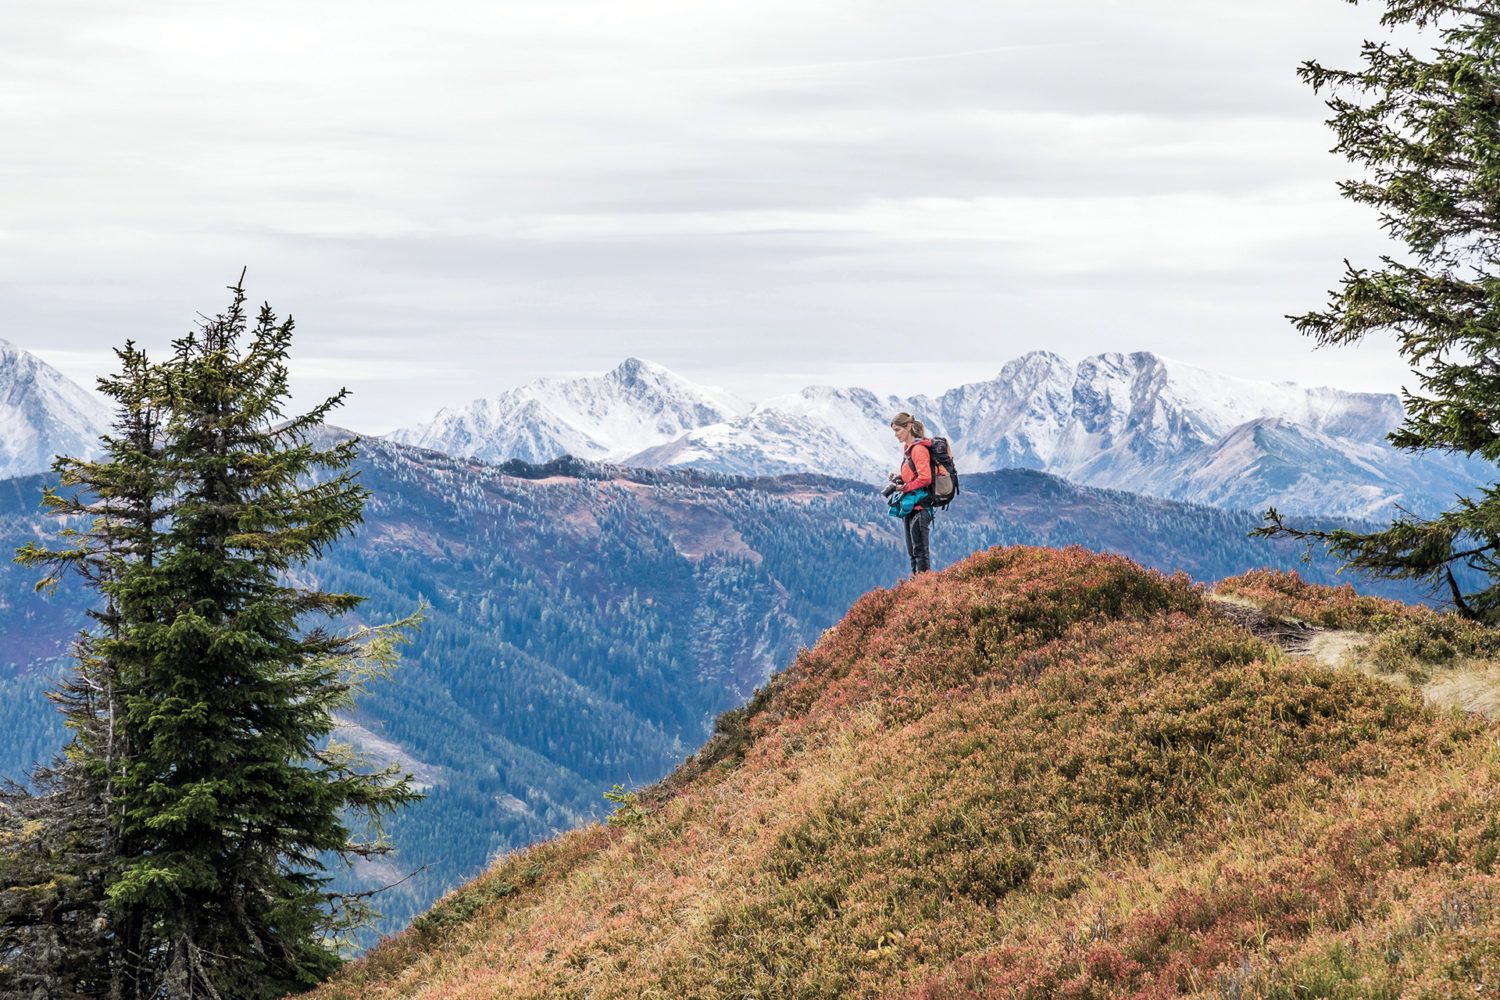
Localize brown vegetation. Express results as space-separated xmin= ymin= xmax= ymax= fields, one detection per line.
xmin=312 ymin=549 xmax=1500 ymax=999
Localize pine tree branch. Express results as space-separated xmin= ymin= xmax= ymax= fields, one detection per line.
xmin=325 ymin=864 xmax=425 ymax=906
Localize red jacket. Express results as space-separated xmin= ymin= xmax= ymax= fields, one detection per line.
xmin=900 ymin=438 xmax=933 ymax=507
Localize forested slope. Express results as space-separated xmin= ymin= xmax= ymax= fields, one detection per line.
xmin=0 ymin=439 xmax=1448 ymax=938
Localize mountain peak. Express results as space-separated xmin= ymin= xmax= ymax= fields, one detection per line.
xmin=993 ymin=350 xmax=1074 ymax=386
xmin=1077 ymin=349 xmax=1167 ymax=373
xmin=0 ymin=341 xmax=111 ymax=478
xmin=607 ymin=356 xmax=666 ymax=381
xmin=0 ymin=338 xmax=48 ymax=375
xmin=389 ymin=358 xmax=750 ymax=466
xmin=1005 ymin=348 xmax=1071 ymax=367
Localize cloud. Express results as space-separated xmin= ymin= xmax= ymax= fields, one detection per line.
xmin=0 ymin=0 xmax=1421 ymax=431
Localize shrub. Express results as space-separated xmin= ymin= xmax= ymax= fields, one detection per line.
xmin=1363 ymin=612 xmax=1500 ymax=684
xmin=1214 ymin=569 xmax=1408 ymax=630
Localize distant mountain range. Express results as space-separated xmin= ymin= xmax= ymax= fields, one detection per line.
xmin=1 ymin=340 xmax=1488 ymax=520
xmin=390 ymin=357 xmax=753 ymax=464
xmin=392 ymin=352 xmax=1490 ymax=519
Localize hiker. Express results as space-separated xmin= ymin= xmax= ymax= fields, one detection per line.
xmin=888 ymin=412 xmax=934 ymax=574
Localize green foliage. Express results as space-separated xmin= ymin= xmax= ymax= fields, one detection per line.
xmin=0 ymin=761 xmax=116 ymax=999
xmin=1364 ymin=609 xmax=1500 ymax=682
xmin=602 ymin=784 xmax=647 ymax=828
xmin=410 ymin=874 xmax=521 ymax=937
xmin=1 ymin=275 xmax=418 ymax=998
xmin=1219 ymin=567 xmax=1500 ymax=684
xmin=1260 ymin=0 xmax=1500 ymax=620
xmin=1216 ymin=568 xmax=1408 ymax=629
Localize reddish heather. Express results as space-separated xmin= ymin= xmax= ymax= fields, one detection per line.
xmin=1213 ymin=568 xmax=1421 ymax=630
xmin=311 ymin=546 xmax=1500 ymax=1000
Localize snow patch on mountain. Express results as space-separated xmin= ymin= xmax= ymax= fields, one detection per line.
xmin=628 ymin=385 xmax=941 ymax=480
xmin=389 ymin=358 xmax=750 ymax=464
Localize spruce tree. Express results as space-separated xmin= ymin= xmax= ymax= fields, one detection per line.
xmin=1259 ymin=0 xmax=1500 ymax=620
xmin=2 ymin=342 xmax=167 ymax=997
xmin=2 ymin=277 xmax=418 ymax=998
xmin=0 ymin=764 xmax=115 ymax=998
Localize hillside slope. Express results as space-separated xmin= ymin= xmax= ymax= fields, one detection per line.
xmin=312 ymin=547 xmax=1500 ymax=999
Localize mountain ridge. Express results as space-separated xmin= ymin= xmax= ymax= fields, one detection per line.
xmin=388 ymin=357 xmax=752 ymax=464
xmin=0 ymin=339 xmax=1483 ymax=520
xmin=389 ymin=350 xmax=1487 ymax=519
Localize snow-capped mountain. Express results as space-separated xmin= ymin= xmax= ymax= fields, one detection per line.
xmin=390 ymin=350 xmax=1490 ymax=519
xmin=388 ymin=357 xmax=751 ymax=464
xmin=0 ymin=340 xmax=110 ymax=479
xmin=923 ymin=351 xmax=1458 ymax=517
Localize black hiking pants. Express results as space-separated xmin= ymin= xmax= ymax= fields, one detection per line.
xmin=903 ymin=507 xmax=933 ymax=574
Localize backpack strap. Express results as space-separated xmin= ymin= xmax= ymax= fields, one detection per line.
xmin=905 ymin=440 xmax=932 ymax=475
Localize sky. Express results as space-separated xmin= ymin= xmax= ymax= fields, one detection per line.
xmin=2 ymin=1 xmax=1427 ymax=433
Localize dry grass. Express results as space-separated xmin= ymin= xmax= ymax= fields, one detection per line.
xmin=1217 ymin=568 xmax=1500 ymax=721
xmin=309 ymin=550 xmax=1500 ymax=1000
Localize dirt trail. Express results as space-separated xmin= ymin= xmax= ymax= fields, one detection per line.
xmin=1208 ymin=594 xmax=1500 ymax=720
xmin=1304 ymin=630 xmax=1365 ymax=670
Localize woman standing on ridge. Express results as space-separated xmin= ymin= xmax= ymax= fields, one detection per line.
xmin=889 ymin=412 xmax=934 ymax=574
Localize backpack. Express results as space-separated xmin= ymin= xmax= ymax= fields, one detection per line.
xmin=906 ymin=437 xmax=960 ymax=510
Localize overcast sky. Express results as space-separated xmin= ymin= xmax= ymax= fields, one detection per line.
xmin=3 ymin=1 xmax=1425 ymax=433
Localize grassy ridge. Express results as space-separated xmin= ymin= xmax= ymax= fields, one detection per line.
xmin=312 ymin=547 xmax=1500 ymax=999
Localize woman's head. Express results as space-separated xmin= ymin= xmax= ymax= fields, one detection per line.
xmin=890 ymin=412 xmax=926 ymax=444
